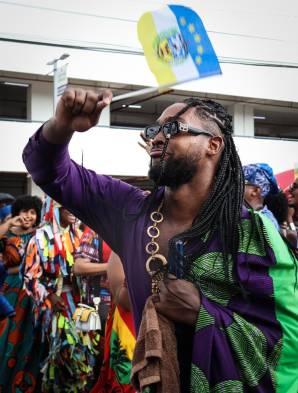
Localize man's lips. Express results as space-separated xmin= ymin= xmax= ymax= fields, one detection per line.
xmin=150 ymin=149 xmax=163 ymax=158
xmin=150 ymin=148 xmax=170 ymax=158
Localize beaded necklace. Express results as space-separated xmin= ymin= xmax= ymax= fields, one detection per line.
xmin=145 ymin=200 xmax=168 ymax=293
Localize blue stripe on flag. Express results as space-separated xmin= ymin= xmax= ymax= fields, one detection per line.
xmin=169 ymin=5 xmax=221 ymax=78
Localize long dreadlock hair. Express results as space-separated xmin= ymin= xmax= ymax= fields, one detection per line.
xmin=157 ymin=98 xmax=244 ymax=279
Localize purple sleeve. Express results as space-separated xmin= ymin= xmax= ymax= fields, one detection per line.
xmin=23 ymin=126 xmax=144 ymax=253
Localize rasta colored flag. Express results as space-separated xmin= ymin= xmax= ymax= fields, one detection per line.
xmin=90 ymin=303 xmax=136 ymax=392
xmin=137 ymin=4 xmax=221 ymax=86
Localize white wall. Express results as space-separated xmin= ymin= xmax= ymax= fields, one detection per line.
xmin=229 ymin=103 xmax=255 ymax=137
xmin=1 ymin=0 xmax=298 ymax=102
xmin=1 ymin=120 xmax=297 ymax=177
xmin=30 ymin=80 xmax=53 ymax=120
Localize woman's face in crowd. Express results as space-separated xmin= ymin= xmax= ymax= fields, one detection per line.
xmin=19 ymin=208 xmax=38 ymax=229
xmin=59 ymin=208 xmax=76 ymax=227
xmin=287 ymin=179 xmax=298 ymax=208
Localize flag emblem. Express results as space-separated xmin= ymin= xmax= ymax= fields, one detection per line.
xmin=138 ymin=4 xmax=222 ymax=85
xmin=155 ymin=29 xmax=188 ymax=64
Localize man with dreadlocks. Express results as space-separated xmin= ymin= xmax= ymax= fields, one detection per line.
xmin=23 ymin=88 xmax=298 ymax=392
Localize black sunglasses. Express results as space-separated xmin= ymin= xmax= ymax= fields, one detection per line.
xmin=144 ymin=121 xmax=214 ymax=140
xmin=289 ymin=182 xmax=298 ymax=192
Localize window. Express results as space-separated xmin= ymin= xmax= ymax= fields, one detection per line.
xmin=111 ymin=92 xmax=173 ymax=128
xmin=0 ymin=82 xmax=29 ymax=120
xmin=0 ymin=172 xmax=28 ymax=196
xmin=254 ymin=108 xmax=298 ymax=140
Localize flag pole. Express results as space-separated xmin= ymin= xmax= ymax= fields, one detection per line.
xmin=111 ymin=73 xmax=222 ymax=103
xmin=111 ymin=83 xmax=175 ymax=103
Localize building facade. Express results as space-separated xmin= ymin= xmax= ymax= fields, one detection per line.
xmin=0 ymin=0 xmax=298 ymax=195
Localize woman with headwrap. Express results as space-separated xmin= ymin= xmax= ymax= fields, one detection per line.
xmin=24 ymin=196 xmax=97 ymax=392
xmin=243 ymin=163 xmax=281 ymax=229
xmin=0 ymin=195 xmax=43 ymax=392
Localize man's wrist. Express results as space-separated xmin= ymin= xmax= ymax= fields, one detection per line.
xmin=42 ymin=118 xmax=74 ymax=145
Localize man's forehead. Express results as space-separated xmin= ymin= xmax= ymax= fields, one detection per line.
xmin=157 ymin=103 xmax=194 ymax=122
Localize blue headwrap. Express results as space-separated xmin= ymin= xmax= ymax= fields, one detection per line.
xmin=0 ymin=204 xmax=12 ymax=221
xmin=243 ymin=163 xmax=279 ymax=197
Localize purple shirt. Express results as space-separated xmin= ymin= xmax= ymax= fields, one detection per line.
xmin=23 ymin=127 xmax=162 ymax=331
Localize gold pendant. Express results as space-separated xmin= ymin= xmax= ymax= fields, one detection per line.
xmin=146 ymin=254 xmax=167 ymax=276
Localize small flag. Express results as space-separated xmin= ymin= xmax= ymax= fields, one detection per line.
xmin=138 ymin=4 xmax=221 ymax=86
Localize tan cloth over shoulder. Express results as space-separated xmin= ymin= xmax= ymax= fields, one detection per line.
xmin=131 ymin=295 xmax=180 ymax=393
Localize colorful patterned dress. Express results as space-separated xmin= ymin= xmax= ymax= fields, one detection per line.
xmin=0 ymin=262 xmax=15 ymax=320
xmin=0 ymin=230 xmax=43 ymax=392
xmin=23 ymin=198 xmax=97 ymax=392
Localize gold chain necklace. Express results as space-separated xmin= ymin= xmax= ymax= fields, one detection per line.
xmin=145 ymin=200 xmax=168 ymax=293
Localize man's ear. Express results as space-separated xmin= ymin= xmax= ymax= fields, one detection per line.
xmin=207 ymin=136 xmax=224 ymax=156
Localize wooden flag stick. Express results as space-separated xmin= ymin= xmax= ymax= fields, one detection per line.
xmin=111 ymin=83 xmax=176 ymax=103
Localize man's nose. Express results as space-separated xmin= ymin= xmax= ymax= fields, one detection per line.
xmin=152 ymin=129 xmax=166 ymax=146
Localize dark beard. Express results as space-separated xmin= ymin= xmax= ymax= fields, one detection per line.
xmin=148 ymin=155 xmax=198 ymax=189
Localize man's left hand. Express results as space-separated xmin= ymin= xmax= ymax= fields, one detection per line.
xmin=155 ymin=274 xmax=201 ymax=326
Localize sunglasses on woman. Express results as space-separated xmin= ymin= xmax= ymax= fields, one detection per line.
xmin=289 ymin=182 xmax=298 ymax=192
xmin=144 ymin=121 xmax=214 ymax=140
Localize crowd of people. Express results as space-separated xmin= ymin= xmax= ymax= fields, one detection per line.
xmin=0 ymin=87 xmax=297 ymax=392
xmin=0 ymin=194 xmax=136 ymax=392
